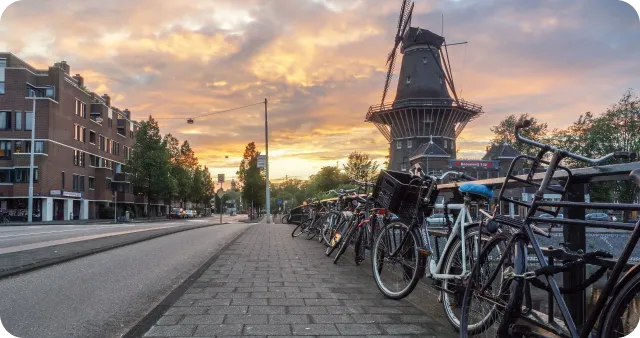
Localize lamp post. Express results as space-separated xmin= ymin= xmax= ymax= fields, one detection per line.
xmin=27 ymin=91 xmax=36 ymax=223
xmin=264 ymin=98 xmax=270 ymax=224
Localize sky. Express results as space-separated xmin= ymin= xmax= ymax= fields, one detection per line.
xmin=1 ymin=0 xmax=639 ymax=184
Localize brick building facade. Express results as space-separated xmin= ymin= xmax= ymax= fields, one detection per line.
xmin=0 ymin=53 xmax=161 ymax=221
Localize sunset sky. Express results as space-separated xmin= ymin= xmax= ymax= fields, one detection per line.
xmin=1 ymin=0 xmax=639 ymax=184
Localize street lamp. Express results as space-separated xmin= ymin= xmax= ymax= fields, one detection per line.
xmin=182 ymin=99 xmax=271 ymax=224
xmin=27 ymin=91 xmax=37 ymax=223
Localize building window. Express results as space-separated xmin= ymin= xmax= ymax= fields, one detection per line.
xmin=0 ymin=169 xmax=11 ymax=184
xmin=34 ymin=141 xmax=44 ymax=153
xmin=15 ymin=112 xmax=22 ymax=130
xmin=401 ymin=163 xmax=407 ymax=171
xmin=15 ymin=168 xmax=38 ymax=183
xmin=0 ymin=58 xmax=5 ymax=94
xmin=106 ymin=178 xmax=112 ymax=191
xmin=14 ymin=141 xmax=23 ymax=154
xmin=397 ymin=140 xmax=402 ymax=149
xmin=0 ymin=112 xmax=11 ymax=130
xmin=82 ymin=127 xmax=86 ymax=142
xmin=407 ymin=140 xmax=412 ymax=148
xmin=444 ymin=139 xmax=448 ymax=149
xmin=73 ymin=150 xmax=85 ymax=167
xmin=76 ymin=99 xmax=86 ymax=118
xmin=61 ymin=172 xmax=65 ymax=189
xmin=79 ymin=175 xmax=85 ymax=191
xmin=0 ymin=141 xmax=11 ymax=159
xmin=73 ymin=175 xmax=79 ymax=191
xmin=99 ymin=135 xmax=105 ymax=150
xmin=89 ymin=130 xmax=96 ymax=144
xmin=25 ymin=112 xmax=33 ymax=131
xmin=108 ymin=118 xmax=112 ymax=128
xmin=89 ymin=177 xmax=95 ymax=190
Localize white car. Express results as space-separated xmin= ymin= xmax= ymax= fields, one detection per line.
xmin=184 ymin=210 xmax=196 ymax=218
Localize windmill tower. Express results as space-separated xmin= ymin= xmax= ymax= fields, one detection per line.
xmin=365 ymin=0 xmax=483 ymax=174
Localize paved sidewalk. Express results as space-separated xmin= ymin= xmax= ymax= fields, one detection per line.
xmin=143 ymin=223 xmax=454 ymax=337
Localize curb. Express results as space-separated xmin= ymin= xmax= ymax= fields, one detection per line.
xmin=0 ymin=222 xmax=230 ymax=279
xmin=122 ymin=222 xmax=257 ymax=338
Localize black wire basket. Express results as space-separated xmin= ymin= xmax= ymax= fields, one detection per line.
xmin=373 ymin=170 xmax=437 ymax=220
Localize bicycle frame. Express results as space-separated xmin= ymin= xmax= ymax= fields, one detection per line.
xmin=484 ymin=148 xmax=640 ymax=338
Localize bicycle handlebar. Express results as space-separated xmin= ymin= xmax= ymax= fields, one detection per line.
xmin=515 ymin=119 xmax=637 ymax=165
xmin=326 ymin=188 xmax=358 ymax=196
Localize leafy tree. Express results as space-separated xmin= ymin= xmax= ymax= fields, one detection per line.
xmin=237 ymin=142 xmax=266 ymax=211
xmin=343 ymin=151 xmax=380 ymax=183
xmin=551 ymin=89 xmax=640 ymax=219
xmin=491 ymin=113 xmax=548 ymax=156
xmin=127 ymin=116 xmax=172 ymax=216
xmin=307 ymin=166 xmax=349 ymax=196
xmin=190 ymin=165 xmax=206 ymax=208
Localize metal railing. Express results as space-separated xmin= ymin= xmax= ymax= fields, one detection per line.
xmin=366 ymin=98 xmax=483 ymax=120
xmin=439 ymin=161 xmax=640 ymax=328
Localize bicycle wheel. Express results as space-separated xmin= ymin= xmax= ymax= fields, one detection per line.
xmin=354 ymin=226 xmax=365 ymax=266
xmin=459 ymin=233 xmax=524 ymax=337
xmin=333 ymin=222 xmax=358 ymax=264
xmin=600 ymin=271 xmax=640 ymax=337
xmin=371 ymin=221 xmax=425 ymax=299
xmin=326 ymin=217 xmax=350 ymax=256
xmin=322 ymin=211 xmax=342 ymax=247
xmin=292 ymin=219 xmax=311 ymax=237
xmin=305 ymin=217 xmax=320 ymax=240
xmin=440 ymin=226 xmax=484 ymax=331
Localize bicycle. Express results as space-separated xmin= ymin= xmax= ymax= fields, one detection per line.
xmin=0 ymin=212 xmax=10 ymax=224
xmin=459 ymin=119 xmax=639 ymax=338
xmin=291 ymin=199 xmax=318 ymax=237
xmin=370 ymin=167 xmax=495 ymax=331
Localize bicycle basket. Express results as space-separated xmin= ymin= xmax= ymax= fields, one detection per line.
xmin=373 ymin=170 xmax=436 ymax=220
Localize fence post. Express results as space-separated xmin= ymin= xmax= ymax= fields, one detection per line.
xmin=563 ymin=182 xmax=587 ymax=328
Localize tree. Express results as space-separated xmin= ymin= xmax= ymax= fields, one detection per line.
xmin=491 ymin=113 xmax=548 ymax=156
xmin=343 ymin=151 xmax=380 ymax=183
xmin=307 ymin=166 xmax=349 ymax=196
xmin=237 ymin=142 xmax=266 ymax=211
xmin=550 ymin=89 xmax=640 ymax=219
xmin=190 ymin=165 xmax=206 ymax=208
xmin=127 ymin=116 xmax=172 ymax=216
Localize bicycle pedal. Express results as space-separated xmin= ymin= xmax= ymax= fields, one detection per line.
xmin=418 ymin=248 xmax=431 ymax=256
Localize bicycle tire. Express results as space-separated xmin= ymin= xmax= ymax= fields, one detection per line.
xmin=459 ymin=232 xmax=516 ymax=337
xmin=326 ymin=217 xmax=350 ymax=256
xmin=440 ymin=225 xmax=485 ymax=332
xmin=371 ymin=221 xmax=425 ymax=299
xmin=305 ymin=218 xmax=319 ymax=240
xmin=600 ymin=270 xmax=640 ymax=337
xmin=292 ymin=219 xmax=311 ymax=237
xmin=354 ymin=226 xmax=365 ymax=266
xmin=333 ymin=222 xmax=358 ymax=264
xmin=322 ymin=211 xmax=343 ymax=247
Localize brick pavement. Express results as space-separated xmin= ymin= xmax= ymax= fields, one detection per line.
xmin=143 ymin=223 xmax=455 ymax=337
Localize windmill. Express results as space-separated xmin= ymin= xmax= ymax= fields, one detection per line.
xmin=365 ymin=0 xmax=484 ymax=174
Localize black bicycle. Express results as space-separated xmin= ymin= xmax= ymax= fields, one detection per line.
xmin=459 ymin=119 xmax=640 ymax=338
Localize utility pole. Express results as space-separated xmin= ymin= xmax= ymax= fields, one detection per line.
xmin=27 ymin=92 xmax=36 ymax=223
xmin=264 ymin=98 xmax=271 ymax=224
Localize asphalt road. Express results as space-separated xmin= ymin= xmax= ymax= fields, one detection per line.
xmin=0 ymin=215 xmax=241 ymax=253
xmin=0 ymin=221 xmax=253 ymax=338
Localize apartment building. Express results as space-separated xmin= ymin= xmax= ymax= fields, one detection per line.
xmin=0 ymin=53 xmax=145 ymax=221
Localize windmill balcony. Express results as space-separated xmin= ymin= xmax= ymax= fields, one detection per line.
xmin=366 ymin=97 xmax=483 ymax=119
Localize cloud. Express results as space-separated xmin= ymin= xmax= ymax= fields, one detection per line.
xmin=0 ymin=0 xmax=639 ymax=180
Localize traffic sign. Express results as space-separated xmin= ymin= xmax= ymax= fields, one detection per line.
xmin=257 ymin=155 xmax=266 ymax=169
xmin=277 ymin=199 xmax=282 ymax=205
xmin=218 ymin=174 xmax=225 ymax=183
xmin=216 ymin=188 xmax=225 ymax=198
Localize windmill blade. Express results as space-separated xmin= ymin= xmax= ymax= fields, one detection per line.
xmin=400 ymin=2 xmax=414 ymax=38
xmin=381 ymin=49 xmax=398 ymax=104
xmin=395 ymin=0 xmax=408 ymax=37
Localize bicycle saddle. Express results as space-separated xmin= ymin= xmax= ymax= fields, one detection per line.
xmin=631 ymin=168 xmax=640 ymax=185
xmin=459 ymin=183 xmax=494 ymax=200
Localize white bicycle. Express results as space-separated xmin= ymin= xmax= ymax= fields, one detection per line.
xmin=371 ymin=165 xmax=496 ymax=332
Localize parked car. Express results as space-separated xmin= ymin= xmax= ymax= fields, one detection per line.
xmin=169 ymin=208 xmax=186 ymax=219
xmin=537 ymin=213 xmax=564 ymax=227
xmin=185 ymin=210 xmax=197 ymax=218
xmin=586 ymin=213 xmax=612 ymax=222
xmin=426 ymin=213 xmax=454 ymax=227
